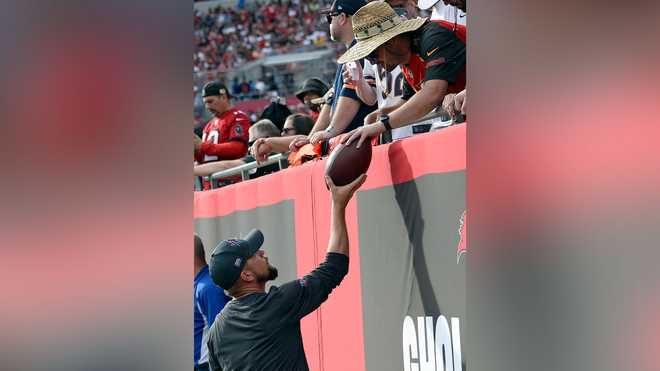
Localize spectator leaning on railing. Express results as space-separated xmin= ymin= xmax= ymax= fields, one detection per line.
xmin=250 ymin=113 xmax=315 ymax=164
xmin=339 ymin=1 xmax=466 ymax=148
xmin=282 ymin=113 xmax=315 ymax=137
xmin=194 ymin=81 xmax=251 ymax=166
xmin=289 ymin=0 xmax=378 ymax=150
xmin=352 ymin=0 xmax=417 ymax=141
xmin=194 ymin=119 xmax=281 ymax=178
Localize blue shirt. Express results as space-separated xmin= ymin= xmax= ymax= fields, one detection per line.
xmin=194 ymin=265 xmax=231 ymax=367
xmin=328 ymin=51 xmax=377 ymax=133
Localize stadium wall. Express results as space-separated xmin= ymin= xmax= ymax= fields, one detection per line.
xmin=194 ymin=124 xmax=466 ymax=371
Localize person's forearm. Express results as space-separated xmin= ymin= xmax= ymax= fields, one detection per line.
xmin=355 ymin=80 xmax=377 ymax=106
xmin=200 ymin=141 xmax=247 ymax=160
xmin=194 ymin=159 xmax=245 ymax=176
xmin=388 ymin=82 xmax=447 ymax=129
xmin=327 ymin=203 xmax=349 ymax=256
xmin=266 ymin=136 xmax=298 ymax=152
xmin=328 ymin=96 xmax=360 ymax=134
xmin=309 ymin=104 xmax=331 ymax=134
xmin=380 ymin=98 xmax=405 ymax=115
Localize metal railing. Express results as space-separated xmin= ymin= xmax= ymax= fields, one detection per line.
xmin=199 ymin=115 xmax=462 ymax=190
xmin=206 ymin=153 xmax=289 ymax=189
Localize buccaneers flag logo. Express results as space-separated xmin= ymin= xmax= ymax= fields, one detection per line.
xmin=456 ymin=210 xmax=466 ymax=264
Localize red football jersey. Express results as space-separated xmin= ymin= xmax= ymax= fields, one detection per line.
xmin=198 ymin=108 xmax=250 ymax=163
xmin=401 ymin=20 xmax=466 ymax=95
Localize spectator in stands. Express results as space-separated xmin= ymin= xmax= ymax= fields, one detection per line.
xmin=239 ymin=80 xmax=250 ymax=99
xmin=194 ymin=235 xmax=231 ymax=371
xmin=249 ymin=119 xmax=281 ymax=145
xmin=418 ymin=0 xmax=466 ymax=25
xmin=353 ymin=0 xmax=431 ymax=141
xmin=231 ymin=77 xmax=241 ymax=97
xmin=193 ymin=1 xmax=331 ymax=74
xmin=339 ymin=1 xmax=465 ymax=147
xmin=391 ymin=0 xmax=419 ymax=17
xmin=194 ymin=81 xmax=251 ymax=166
xmin=283 ymin=113 xmax=315 ymax=136
xmin=206 ymin=173 xmax=367 ymax=370
xmin=254 ymin=79 xmax=267 ymax=97
xmin=249 ymin=113 xmax=315 ymax=164
xmin=194 ymin=119 xmax=281 ymax=178
xmin=295 ymin=78 xmax=330 ymax=123
xmin=290 ymin=0 xmax=378 ymax=149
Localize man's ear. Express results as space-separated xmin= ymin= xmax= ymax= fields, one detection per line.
xmin=240 ymin=269 xmax=255 ymax=283
xmin=339 ymin=13 xmax=348 ymax=26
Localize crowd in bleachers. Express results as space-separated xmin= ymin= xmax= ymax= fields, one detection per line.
xmin=193 ymin=0 xmax=331 ymax=75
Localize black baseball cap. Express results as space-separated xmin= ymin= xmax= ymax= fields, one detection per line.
xmin=295 ymin=78 xmax=329 ymax=103
xmin=209 ymin=229 xmax=264 ymax=290
xmin=202 ymin=81 xmax=231 ymax=98
xmin=320 ymin=0 xmax=367 ymax=16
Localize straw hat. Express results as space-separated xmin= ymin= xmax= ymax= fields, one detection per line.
xmin=337 ymin=1 xmax=427 ymax=64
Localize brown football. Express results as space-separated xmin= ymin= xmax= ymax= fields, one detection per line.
xmin=325 ymin=140 xmax=372 ymax=186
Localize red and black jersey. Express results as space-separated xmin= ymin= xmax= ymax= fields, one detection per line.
xmin=196 ymin=108 xmax=251 ymax=164
xmin=401 ymin=20 xmax=466 ymax=100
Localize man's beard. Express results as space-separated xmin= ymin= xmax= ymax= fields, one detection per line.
xmin=257 ymin=264 xmax=279 ymax=283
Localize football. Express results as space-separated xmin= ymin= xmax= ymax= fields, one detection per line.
xmin=325 ymin=140 xmax=372 ymax=186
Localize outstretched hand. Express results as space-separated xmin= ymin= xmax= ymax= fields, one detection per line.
xmin=325 ymin=174 xmax=367 ymax=208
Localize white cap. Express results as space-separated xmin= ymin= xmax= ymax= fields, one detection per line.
xmin=417 ymin=0 xmax=440 ymax=10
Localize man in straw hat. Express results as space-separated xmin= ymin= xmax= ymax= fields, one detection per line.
xmin=339 ymin=0 xmax=465 ymax=148
xmin=349 ymin=0 xmax=429 ymax=142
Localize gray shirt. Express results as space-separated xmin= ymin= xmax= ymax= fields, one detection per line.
xmin=207 ymin=253 xmax=349 ymax=371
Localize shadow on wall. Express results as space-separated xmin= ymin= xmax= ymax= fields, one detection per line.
xmin=388 ymin=141 xmax=442 ymax=317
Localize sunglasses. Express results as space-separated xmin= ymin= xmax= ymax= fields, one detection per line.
xmin=325 ymin=12 xmax=340 ymax=24
xmin=282 ymin=128 xmax=296 ymax=135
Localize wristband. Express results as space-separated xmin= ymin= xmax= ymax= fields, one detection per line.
xmin=379 ymin=114 xmax=392 ymax=131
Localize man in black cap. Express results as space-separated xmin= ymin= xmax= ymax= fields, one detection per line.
xmin=206 ymin=173 xmax=367 ymax=371
xmin=288 ymin=0 xmax=377 ymax=150
xmin=294 ymin=78 xmax=329 ymax=123
xmin=194 ymin=81 xmax=251 ymax=168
